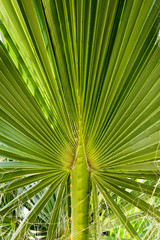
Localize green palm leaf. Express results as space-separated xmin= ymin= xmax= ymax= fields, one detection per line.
xmin=0 ymin=0 xmax=160 ymax=239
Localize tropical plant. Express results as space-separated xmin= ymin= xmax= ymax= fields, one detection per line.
xmin=0 ymin=0 xmax=160 ymax=239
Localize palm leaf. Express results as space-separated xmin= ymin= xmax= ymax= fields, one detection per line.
xmin=0 ymin=0 xmax=160 ymax=239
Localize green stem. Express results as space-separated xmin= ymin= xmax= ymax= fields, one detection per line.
xmin=71 ymin=113 xmax=91 ymax=239
xmin=67 ymin=175 xmax=71 ymax=230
